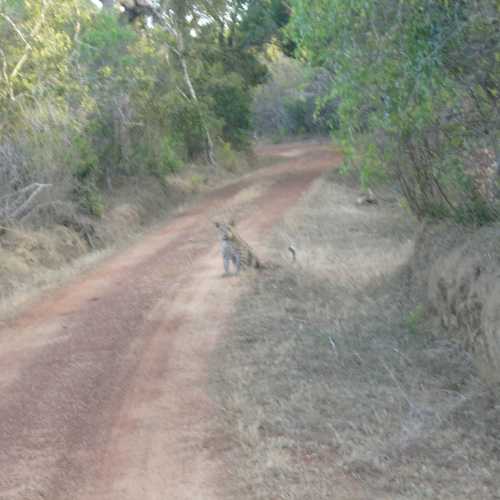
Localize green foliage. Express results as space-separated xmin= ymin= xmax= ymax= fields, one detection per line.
xmin=237 ymin=0 xmax=293 ymax=52
xmin=0 ymin=0 xmax=78 ymax=103
xmin=218 ymin=141 xmax=239 ymax=172
xmin=169 ymin=93 xmax=213 ymax=160
xmin=405 ymin=304 xmax=425 ymax=336
xmin=1 ymin=1 xmax=286 ymax=224
xmin=253 ymin=52 xmax=332 ymax=138
xmin=132 ymin=134 xmax=182 ymax=180
xmin=76 ymin=182 xmax=104 ymax=218
xmin=210 ymin=73 xmax=253 ymax=149
xmin=79 ymin=13 xmax=137 ymax=71
xmin=71 ymin=134 xmax=99 ymax=181
xmin=160 ymin=137 xmax=182 ymax=174
xmin=189 ymin=174 xmax=204 ymax=190
xmin=288 ymin=0 xmax=500 ymax=223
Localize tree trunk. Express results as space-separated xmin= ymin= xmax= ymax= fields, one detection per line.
xmin=178 ymin=56 xmax=216 ymax=165
xmin=175 ymin=19 xmax=216 ymax=166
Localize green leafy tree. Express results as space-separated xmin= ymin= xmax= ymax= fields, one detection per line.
xmin=288 ymin=0 xmax=499 ymax=222
xmin=0 ymin=0 xmax=293 ymax=223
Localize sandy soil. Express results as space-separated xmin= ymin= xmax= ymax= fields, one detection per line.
xmin=0 ymin=143 xmax=339 ymax=500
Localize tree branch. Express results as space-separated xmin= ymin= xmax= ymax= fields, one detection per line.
xmin=10 ymin=0 xmax=53 ymax=84
xmin=0 ymin=47 xmax=13 ymax=100
xmin=0 ymin=13 xmax=31 ymax=48
xmin=0 ymin=183 xmax=52 ymax=220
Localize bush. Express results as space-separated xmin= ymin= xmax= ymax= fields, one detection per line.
xmin=76 ymin=182 xmax=104 ymax=218
xmin=217 ymin=141 xmax=239 ymax=172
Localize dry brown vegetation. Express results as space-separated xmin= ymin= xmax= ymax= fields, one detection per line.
xmin=413 ymin=222 xmax=500 ymax=385
xmin=210 ymin=169 xmax=500 ymax=499
xmin=0 ymin=163 xmax=236 ymax=316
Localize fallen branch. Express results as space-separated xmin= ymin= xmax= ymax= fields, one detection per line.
xmin=0 ymin=182 xmax=45 ymax=202
xmin=6 ymin=183 xmax=52 ymax=220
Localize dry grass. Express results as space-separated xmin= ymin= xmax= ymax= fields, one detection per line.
xmin=0 ymin=174 xmax=188 ymax=318
xmin=0 ymin=226 xmax=111 ymax=319
xmin=210 ymin=172 xmax=500 ymax=499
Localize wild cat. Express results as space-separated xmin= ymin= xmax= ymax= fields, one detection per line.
xmin=214 ymin=220 xmax=262 ymax=274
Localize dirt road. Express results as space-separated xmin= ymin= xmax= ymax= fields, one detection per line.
xmin=0 ymin=143 xmax=339 ymax=500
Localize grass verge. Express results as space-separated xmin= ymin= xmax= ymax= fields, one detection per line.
xmin=210 ymin=171 xmax=500 ymax=499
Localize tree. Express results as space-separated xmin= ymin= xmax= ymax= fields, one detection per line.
xmin=120 ymin=0 xmax=282 ymax=155
xmin=288 ymin=0 xmax=499 ymax=222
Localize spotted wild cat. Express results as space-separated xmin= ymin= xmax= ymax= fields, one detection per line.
xmin=214 ymin=220 xmax=262 ymax=274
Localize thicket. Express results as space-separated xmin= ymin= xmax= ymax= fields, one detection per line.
xmin=252 ymin=50 xmax=334 ymax=140
xmin=0 ymin=0 xmax=287 ymax=225
xmin=288 ymin=0 xmax=500 ymax=223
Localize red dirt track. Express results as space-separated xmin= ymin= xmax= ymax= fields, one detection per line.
xmin=0 ymin=143 xmax=339 ymax=500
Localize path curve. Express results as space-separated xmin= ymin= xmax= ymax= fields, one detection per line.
xmin=0 ymin=143 xmax=339 ymax=500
